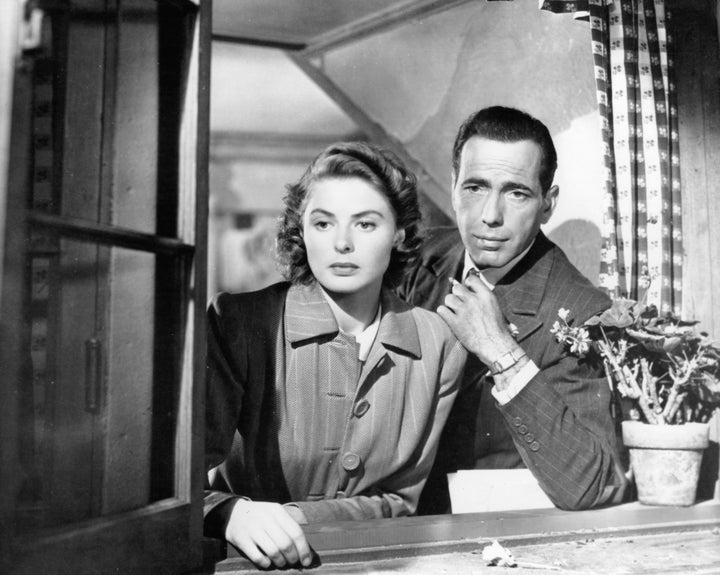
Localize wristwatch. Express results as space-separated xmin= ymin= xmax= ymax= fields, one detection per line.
xmin=489 ymin=349 xmax=526 ymax=375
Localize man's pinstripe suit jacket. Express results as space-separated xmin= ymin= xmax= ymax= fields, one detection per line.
xmin=399 ymin=227 xmax=630 ymax=512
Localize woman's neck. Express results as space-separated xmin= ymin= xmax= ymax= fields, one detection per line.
xmin=319 ymin=283 xmax=382 ymax=336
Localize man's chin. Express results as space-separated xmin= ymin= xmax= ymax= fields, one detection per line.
xmin=470 ymin=252 xmax=506 ymax=270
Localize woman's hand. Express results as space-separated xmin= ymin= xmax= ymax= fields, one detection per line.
xmin=225 ymin=499 xmax=313 ymax=569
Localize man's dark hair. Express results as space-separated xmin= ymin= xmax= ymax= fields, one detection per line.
xmin=276 ymin=141 xmax=423 ymax=288
xmin=451 ymin=106 xmax=558 ymax=192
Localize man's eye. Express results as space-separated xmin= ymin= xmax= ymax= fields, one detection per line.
xmin=508 ymin=190 xmax=529 ymax=200
xmin=463 ymin=184 xmax=484 ymax=194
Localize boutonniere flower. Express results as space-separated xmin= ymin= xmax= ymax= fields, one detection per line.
xmin=550 ymin=308 xmax=591 ymax=356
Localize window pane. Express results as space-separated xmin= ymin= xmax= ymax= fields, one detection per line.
xmin=28 ymin=2 xmax=189 ymax=238
xmin=15 ymin=234 xmax=184 ymax=533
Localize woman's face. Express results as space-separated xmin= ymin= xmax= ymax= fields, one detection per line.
xmin=302 ymin=176 xmax=404 ymax=299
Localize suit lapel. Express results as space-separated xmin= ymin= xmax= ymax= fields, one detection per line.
xmin=493 ymin=233 xmax=555 ymax=344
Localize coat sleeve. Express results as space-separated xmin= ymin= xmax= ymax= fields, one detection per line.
xmin=203 ymin=293 xmax=249 ymax=533
xmin=497 ymin=334 xmax=629 ymax=510
xmin=290 ymin=337 xmax=467 ymax=523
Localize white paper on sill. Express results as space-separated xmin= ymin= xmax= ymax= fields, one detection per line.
xmin=447 ymin=469 xmax=554 ymax=513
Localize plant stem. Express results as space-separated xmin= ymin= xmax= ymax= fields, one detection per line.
xmin=662 ymin=389 xmax=686 ymax=424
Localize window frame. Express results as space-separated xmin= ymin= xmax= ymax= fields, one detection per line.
xmin=0 ymin=0 xmax=210 ymax=572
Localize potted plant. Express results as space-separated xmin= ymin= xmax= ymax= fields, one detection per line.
xmin=551 ymin=282 xmax=720 ymax=506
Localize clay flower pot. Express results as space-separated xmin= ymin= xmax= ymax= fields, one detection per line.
xmin=622 ymin=421 xmax=710 ymax=506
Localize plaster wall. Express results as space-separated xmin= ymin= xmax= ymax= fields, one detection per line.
xmin=314 ymin=1 xmax=605 ymax=282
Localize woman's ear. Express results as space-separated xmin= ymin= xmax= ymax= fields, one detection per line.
xmin=393 ymin=228 xmax=406 ymax=247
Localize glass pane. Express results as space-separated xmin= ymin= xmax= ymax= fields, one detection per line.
xmin=25 ymin=1 xmax=189 ymax=238
xmin=14 ymin=233 xmax=184 ymax=534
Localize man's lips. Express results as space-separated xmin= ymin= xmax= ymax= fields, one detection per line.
xmin=474 ymin=235 xmax=508 ymax=244
xmin=471 ymin=235 xmax=508 ymax=252
xmin=474 ymin=234 xmax=507 ymax=242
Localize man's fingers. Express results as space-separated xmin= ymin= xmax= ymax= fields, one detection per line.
xmin=463 ymin=272 xmax=489 ymax=293
xmin=449 ymin=278 xmax=470 ymax=297
xmin=437 ymin=304 xmax=457 ymax=325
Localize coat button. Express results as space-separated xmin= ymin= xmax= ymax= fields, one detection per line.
xmin=530 ymin=441 xmax=540 ymax=452
xmin=518 ymin=425 xmax=528 ymax=434
xmin=341 ymin=452 xmax=361 ymax=471
xmin=513 ymin=417 xmax=522 ymax=427
xmin=525 ymin=433 xmax=535 ymax=443
xmin=354 ymin=399 xmax=370 ymax=418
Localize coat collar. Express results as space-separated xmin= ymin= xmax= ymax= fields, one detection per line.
xmin=285 ymin=282 xmax=421 ymax=358
xmin=494 ymin=232 xmax=554 ymax=316
xmin=492 ymin=232 xmax=555 ymax=342
xmin=429 ymin=235 xmax=465 ymax=282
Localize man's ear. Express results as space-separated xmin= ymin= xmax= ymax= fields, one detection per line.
xmin=541 ymin=185 xmax=559 ymax=224
xmin=394 ymin=228 xmax=406 ymax=247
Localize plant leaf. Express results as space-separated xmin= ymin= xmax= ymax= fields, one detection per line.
xmin=691 ymin=372 xmax=720 ymax=406
xmin=625 ymin=328 xmax=685 ymax=355
xmin=586 ymin=299 xmax=637 ymax=328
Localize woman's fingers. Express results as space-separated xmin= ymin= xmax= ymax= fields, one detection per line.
xmin=225 ymin=500 xmax=313 ymax=569
xmin=269 ymin=505 xmax=314 ymax=566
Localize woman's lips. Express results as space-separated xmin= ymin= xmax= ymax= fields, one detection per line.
xmin=330 ymin=263 xmax=359 ymax=275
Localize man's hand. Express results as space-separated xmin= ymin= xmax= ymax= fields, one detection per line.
xmin=437 ymin=273 xmax=522 ymax=368
xmin=225 ymin=499 xmax=313 ymax=570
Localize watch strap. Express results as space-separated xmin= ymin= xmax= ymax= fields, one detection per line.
xmin=489 ymin=349 xmax=527 ymax=375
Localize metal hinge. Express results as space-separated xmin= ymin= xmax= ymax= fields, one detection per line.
xmin=20 ymin=0 xmax=44 ymax=53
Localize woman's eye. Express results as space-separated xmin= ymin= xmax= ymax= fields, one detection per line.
xmin=313 ymin=220 xmax=330 ymax=230
xmin=357 ymin=221 xmax=376 ymax=230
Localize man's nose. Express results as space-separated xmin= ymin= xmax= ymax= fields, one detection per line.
xmin=480 ymin=191 xmax=503 ymax=226
xmin=334 ymin=227 xmax=353 ymax=253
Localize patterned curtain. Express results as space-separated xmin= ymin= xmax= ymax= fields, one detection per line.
xmin=537 ymin=0 xmax=683 ymax=313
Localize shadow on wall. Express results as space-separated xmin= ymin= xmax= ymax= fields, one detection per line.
xmin=546 ymin=219 xmax=602 ymax=286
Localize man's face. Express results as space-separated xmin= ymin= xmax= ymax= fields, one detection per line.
xmin=451 ymin=136 xmax=558 ymax=279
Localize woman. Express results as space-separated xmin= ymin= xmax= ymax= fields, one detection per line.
xmin=204 ymin=142 xmax=466 ymax=569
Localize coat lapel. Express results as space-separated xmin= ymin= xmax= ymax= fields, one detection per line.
xmin=493 ymin=233 xmax=555 ymax=343
xmin=361 ymin=288 xmax=422 ymax=380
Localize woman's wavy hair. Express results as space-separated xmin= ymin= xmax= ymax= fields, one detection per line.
xmin=277 ymin=141 xmax=422 ymax=288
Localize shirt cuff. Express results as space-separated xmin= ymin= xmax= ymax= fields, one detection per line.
xmin=491 ymin=360 xmax=539 ymax=405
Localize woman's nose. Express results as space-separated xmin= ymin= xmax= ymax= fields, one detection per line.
xmin=334 ymin=229 xmax=353 ymax=253
xmin=481 ymin=191 xmax=503 ymax=226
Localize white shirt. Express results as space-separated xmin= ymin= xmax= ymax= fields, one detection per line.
xmin=355 ymin=304 xmax=381 ymax=362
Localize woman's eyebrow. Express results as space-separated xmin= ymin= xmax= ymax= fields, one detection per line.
xmin=308 ymin=208 xmax=334 ymax=217
xmin=351 ymin=210 xmax=385 ymax=219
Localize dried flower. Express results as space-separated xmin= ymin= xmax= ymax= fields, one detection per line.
xmin=482 ymin=540 xmax=516 ymax=567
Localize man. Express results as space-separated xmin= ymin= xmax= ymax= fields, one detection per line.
xmin=399 ymin=106 xmax=629 ymax=512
